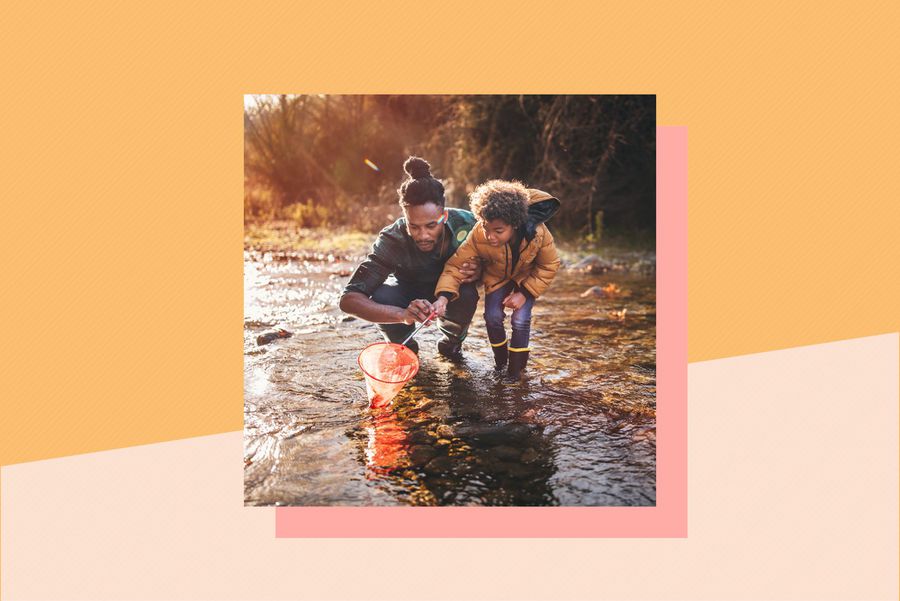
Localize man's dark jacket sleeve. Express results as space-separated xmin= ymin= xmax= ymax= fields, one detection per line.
xmin=341 ymin=233 xmax=396 ymax=298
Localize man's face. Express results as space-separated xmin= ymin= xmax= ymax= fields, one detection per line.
xmin=403 ymin=202 xmax=445 ymax=252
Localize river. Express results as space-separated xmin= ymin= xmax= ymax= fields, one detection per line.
xmin=244 ymin=243 xmax=656 ymax=506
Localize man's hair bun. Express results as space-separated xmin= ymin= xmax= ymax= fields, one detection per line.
xmin=403 ymin=156 xmax=432 ymax=179
xmin=398 ymin=156 xmax=445 ymax=208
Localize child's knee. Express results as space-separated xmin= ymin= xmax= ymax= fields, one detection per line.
xmin=483 ymin=307 xmax=505 ymax=329
xmin=510 ymin=315 xmax=531 ymax=332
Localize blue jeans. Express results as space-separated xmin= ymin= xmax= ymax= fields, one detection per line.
xmin=371 ymin=279 xmax=479 ymax=349
xmin=483 ymin=281 xmax=534 ymax=350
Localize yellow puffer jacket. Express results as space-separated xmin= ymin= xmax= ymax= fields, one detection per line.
xmin=436 ymin=189 xmax=561 ymax=301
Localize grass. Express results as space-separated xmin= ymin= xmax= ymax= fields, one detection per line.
xmin=244 ymin=221 xmax=655 ymax=263
xmin=244 ymin=221 xmax=373 ymax=258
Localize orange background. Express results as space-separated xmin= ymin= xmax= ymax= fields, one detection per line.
xmin=1 ymin=1 xmax=898 ymax=466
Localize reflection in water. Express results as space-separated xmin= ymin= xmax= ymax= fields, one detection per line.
xmin=244 ymin=247 xmax=656 ymax=506
xmin=357 ymin=371 xmax=559 ymax=506
xmin=366 ymin=406 xmax=409 ymax=477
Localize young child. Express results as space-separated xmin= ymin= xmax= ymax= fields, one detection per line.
xmin=431 ymin=180 xmax=561 ymax=379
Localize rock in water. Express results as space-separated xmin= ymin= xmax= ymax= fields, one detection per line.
xmin=256 ymin=328 xmax=293 ymax=346
xmin=580 ymin=283 xmax=626 ymax=299
xmin=572 ymin=255 xmax=613 ymax=274
xmin=424 ymin=456 xmax=453 ymax=474
xmin=580 ymin=286 xmax=605 ymax=299
xmin=520 ymin=448 xmax=540 ymax=463
xmin=435 ymin=424 xmax=454 ymax=438
xmin=408 ymin=445 xmax=437 ymax=467
xmin=491 ymin=445 xmax=522 ymax=461
xmin=456 ymin=422 xmax=538 ymax=445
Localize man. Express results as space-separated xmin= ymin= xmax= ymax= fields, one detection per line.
xmin=339 ymin=156 xmax=481 ymax=360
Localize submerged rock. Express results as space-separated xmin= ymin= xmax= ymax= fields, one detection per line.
xmin=456 ymin=422 xmax=539 ymax=446
xmin=408 ymin=445 xmax=437 ymax=467
xmin=407 ymin=429 xmax=433 ymax=445
xmin=491 ymin=445 xmax=522 ymax=462
xmin=520 ymin=448 xmax=540 ymax=463
xmin=493 ymin=461 xmax=534 ymax=479
xmin=256 ymin=328 xmax=293 ymax=346
xmin=424 ymin=456 xmax=453 ymax=474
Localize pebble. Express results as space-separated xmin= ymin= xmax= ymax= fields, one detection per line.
xmin=435 ymin=424 xmax=454 ymax=438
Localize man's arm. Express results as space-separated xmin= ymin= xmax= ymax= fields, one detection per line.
xmin=339 ymin=232 xmax=436 ymax=324
xmin=339 ymin=292 xmax=433 ymax=325
xmin=434 ymin=229 xmax=481 ymax=302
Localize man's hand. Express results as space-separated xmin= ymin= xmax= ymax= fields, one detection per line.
xmin=432 ymin=296 xmax=449 ymax=318
xmin=502 ymin=291 xmax=527 ymax=310
xmin=402 ymin=299 xmax=434 ymax=325
xmin=458 ymin=259 xmax=483 ymax=284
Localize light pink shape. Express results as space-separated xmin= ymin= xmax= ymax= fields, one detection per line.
xmin=276 ymin=126 xmax=688 ymax=537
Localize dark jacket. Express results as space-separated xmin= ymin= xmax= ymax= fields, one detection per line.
xmin=342 ymin=208 xmax=477 ymax=298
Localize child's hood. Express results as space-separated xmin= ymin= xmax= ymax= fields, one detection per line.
xmin=521 ymin=188 xmax=560 ymax=240
xmin=526 ymin=189 xmax=560 ymax=224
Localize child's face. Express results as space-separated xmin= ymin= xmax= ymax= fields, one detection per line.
xmin=484 ymin=219 xmax=514 ymax=247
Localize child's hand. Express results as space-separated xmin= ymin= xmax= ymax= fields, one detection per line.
xmin=502 ymin=291 xmax=527 ymax=310
xmin=432 ymin=296 xmax=449 ymax=317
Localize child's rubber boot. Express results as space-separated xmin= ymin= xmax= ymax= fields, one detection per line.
xmin=490 ymin=339 xmax=509 ymax=371
xmin=506 ymin=348 xmax=530 ymax=381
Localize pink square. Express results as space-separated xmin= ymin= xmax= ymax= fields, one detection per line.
xmin=275 ymin=126 xmax=687 ymax=537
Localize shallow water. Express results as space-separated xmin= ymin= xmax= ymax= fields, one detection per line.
xmin=244 ymin=248 xmax=656 ymax=506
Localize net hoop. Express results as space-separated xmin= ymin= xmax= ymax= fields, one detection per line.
xmin=357 ymin=341 xmax=420 ymax=384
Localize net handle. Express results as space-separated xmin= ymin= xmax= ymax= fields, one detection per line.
xmin=400 ymin=311 xmax=437 ymax=347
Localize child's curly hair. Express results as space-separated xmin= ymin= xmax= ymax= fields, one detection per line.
xmin=469 ymin=180 xmax=529 ymax=228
